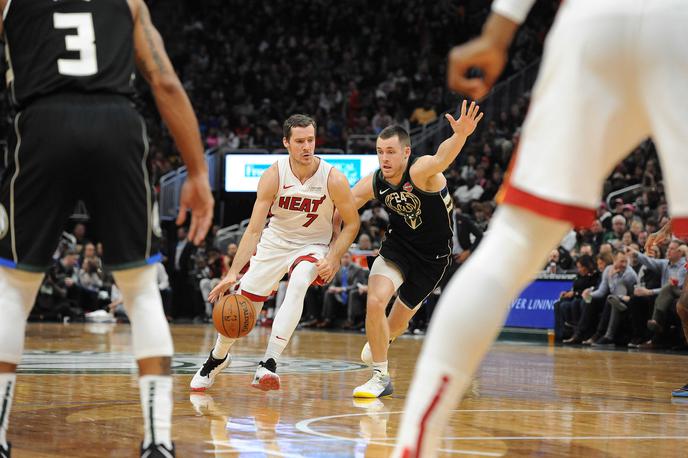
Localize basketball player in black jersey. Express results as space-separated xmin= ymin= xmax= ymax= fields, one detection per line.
xmin=349 ymin=100 xmax=482 ymax=398
xmin=0 ymin=1 xmax=213 ymax=456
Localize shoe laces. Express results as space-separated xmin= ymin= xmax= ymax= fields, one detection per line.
xmin=200 ymin=352 xmax=227 ymax=377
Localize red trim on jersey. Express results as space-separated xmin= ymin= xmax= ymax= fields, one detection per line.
xmin=240 ymin=289 xmax=269 ymax=302
xmin=673 ymin=218 xmax=688 ymax=240
xmin=411 ymin=375 xmax=451 ymax=458
xmin=289 ymin=254 xmax=326 ymax=286
xmin=500 ymin=183 xmax=595 ymax=228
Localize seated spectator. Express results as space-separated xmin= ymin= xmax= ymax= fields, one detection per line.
xmin=314 ymin=252 xmax=368 ymax=329
xmin=554 ymin=255 xmax=600 ymax=342
xmin=603 ymin=215 xmax=627 ymax=244
xmin=581 ymin=250 xmax=638 ymax=346
xmin=453 ymin=174 xmax=484 ymax=205
xmin=564 ymin=251 xmax=624 ymax=344
xmin=409 ymin=100 xmax=437 ymax=126
xmin=543 ymin=250 xmax=566 ymax=275
xmin=33 ymin=249 xmax=82 ymax=321
xmin=628 ymin=241 xmax=687 ymax=349
xmin=626 ymin=244 xmax=663 ymax=347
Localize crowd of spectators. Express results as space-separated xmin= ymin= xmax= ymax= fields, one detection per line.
xmin=136 ymin=0 xmax=558 ymax=184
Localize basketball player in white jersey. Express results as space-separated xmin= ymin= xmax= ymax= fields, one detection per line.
xmin=190 ymin=114 xmax=360 ymax=392
xmin=393 ymin=0 xmax=688 ymax=456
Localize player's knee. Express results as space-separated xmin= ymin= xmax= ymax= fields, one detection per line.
xmin=367 ymin=294 xmax=388 ymax=315
xmin=113 ymin=265 xmax=174 ymax=359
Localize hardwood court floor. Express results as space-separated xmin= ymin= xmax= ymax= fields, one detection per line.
xmin=10 ymin=322 xmax=688 ymax=457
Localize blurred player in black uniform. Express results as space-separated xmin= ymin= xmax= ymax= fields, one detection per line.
xmin=0 ymin=0 xmax=213 ymax=456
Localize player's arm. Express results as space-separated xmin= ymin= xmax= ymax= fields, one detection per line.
xmin=410 ymin=100 xmax=483 ymax=183
xmin=208 ymin=165 xmax=278 ymax=303
xmin=645 ymin=219 xmax=673 ymax=252
xmin=332 ymin=172 xmax=375 ymax=236
xmin=130 ymin=0 xmax=213 ymax=245
xmin=447 ymin=0 xmax=536 ymax=98
xmin=318 ymin=170 xmax=361 ymax=283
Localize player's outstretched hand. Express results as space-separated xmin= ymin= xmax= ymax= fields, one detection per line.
xmin=316 ymin=256 xmax=340 ymax=284
xmin=445 ymin=100 xmax=484 ymax=138
xmin=208 ymin=271 xmax=237 ymax=303
xmin=177 ymin=173 xmax=214 ymax=246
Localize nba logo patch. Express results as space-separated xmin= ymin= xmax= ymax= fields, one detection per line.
xmin=403 ymin=182 xmax=413 ymax=192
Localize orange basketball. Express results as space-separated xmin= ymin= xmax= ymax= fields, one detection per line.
xmin=212 ymin=293 xmax=256 ymax=338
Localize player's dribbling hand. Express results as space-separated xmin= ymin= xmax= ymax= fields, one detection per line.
xmin=177 ymin=173 xmax=214 ymax=246
xmin=316 ymin=256 xmax=340 ymax=284
xmin=208 ymin=271 xmax=237 ymax=303
xmin=445 ymin=100 xmax=483 ymax=138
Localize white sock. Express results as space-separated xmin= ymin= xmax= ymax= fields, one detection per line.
xmin=212 ymin=334 xmax=236 ymax=359
xmin=212 ymin=301 xmax=263 ymax=359
xmin=392 ymin=206 xmax=570 ymax=458
xmin=264 ymin=262 xmax=316 ymax=361
xmin=0 ymin=374 xmax=16 ymax=449
xmin=373 ymin=361 xmax=388 ymax=376
xmin=139 ymin=375 xmax=173 ymax=449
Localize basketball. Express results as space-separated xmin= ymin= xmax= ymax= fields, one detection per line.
xmin=212 ymin=294 xmax=256 ymax=338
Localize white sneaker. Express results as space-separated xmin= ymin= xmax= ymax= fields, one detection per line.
xmin=353 ymin=370 xmax=394 ymax=398
xmin=252 ymin=358 xmax=280 ymax=391
xmin=190 ymin=350 xmax=230 ymax=392
xmin=360 ymin=338 xmax=396 ymax=366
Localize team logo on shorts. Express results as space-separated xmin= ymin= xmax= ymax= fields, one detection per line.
xmin=385 ymin=191 xmax=422 ymax=229
xmin=0 ymin=204 xmax=8 ymax=240
xmin=403 ymin=182 xmax=413 ymax=192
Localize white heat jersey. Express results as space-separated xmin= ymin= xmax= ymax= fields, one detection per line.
xmin=263 ymin=156 xmax=335 ymax=246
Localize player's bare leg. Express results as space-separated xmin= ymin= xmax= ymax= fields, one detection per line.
xmin=354 ymin=274 xmax=397 ymax=397
xmin=392 ymin=206 xmax=570 ymax=457
xmin=0 ymin=267 xmax=43 ymax=457
xmin=361 ymin=298 xmax=417 ymax=365
xmin=255 ymin=261 xmax=319 ymax=391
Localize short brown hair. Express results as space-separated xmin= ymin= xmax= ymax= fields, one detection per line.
xmin=378 ymin=125 xmax=411 ymax=148
xmin=283 ymin=114 xmax=316 ymax=140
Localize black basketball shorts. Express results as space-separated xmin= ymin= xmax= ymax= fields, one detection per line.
xmin=377 ymin=238 xmax=452 ymax=309
xmin=0 ymin=93 xmax=161 ymax=272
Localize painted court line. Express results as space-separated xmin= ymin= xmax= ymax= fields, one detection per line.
xmin=295 ymin=408 xmax=688 ymax=456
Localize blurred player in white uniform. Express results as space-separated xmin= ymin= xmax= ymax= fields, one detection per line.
xmin=190 ymin=114 xmax=359 ymax=392
xmin=394 ymin=0 xmax=688 ymax=456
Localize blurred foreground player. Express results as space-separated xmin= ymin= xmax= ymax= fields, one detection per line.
xmin=0 ymin=0 xmax=214 ymax=456
xmin=394 ymin=0 xmax=688 ymax=456
xmin=191 ymin=115 xmax=359 ymax=392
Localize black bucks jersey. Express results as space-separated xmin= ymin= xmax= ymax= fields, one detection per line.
xmin=0 ymin=0 xmax=160 ymax=272
xmin=371 ymin=157 xmax=454 ymax=308
xmin=373 ymin=157 xmax=454 ymax=261
xmin=3 ymin=0 xmax=135 ymax=109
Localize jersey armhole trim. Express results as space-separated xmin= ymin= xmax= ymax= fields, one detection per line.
xmin=3 ymin=0 xmax=12 ymax=20
xmin=371 ymin=170 xmax=379 ymax=199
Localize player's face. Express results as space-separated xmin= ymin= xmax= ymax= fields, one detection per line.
xmin=284 ymin=125 xmax=316 ymax=166
xmin=376 ymin=136 xmax=410 ymax=179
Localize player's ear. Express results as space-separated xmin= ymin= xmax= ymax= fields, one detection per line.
xmin=404 ymin=146 xmax=411 ymax=158
xmin=282 ymin=137 xmax=289 ymax=149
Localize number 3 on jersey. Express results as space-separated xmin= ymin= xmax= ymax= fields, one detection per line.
xmin=53 ymin=13 xmax=98 ymax=76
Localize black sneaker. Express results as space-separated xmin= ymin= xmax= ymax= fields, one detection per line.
xmin=190 ymin=349 xmax=230 ymax=391
xmin=141 ymin=442 xmax=175 ymax=458
xmin=252 ymin=358 xmax=280 ymax=391
xmin=0 ymin=442 xmax=10 ymax=458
